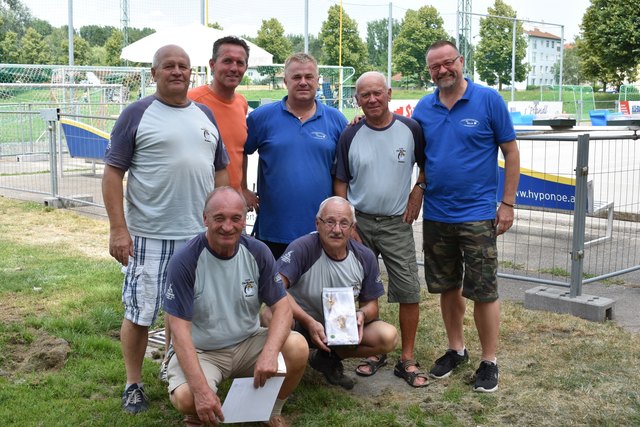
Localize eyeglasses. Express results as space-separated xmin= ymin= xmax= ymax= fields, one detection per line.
xmin=318 ymin=217 xmax=352 ymax=230
xmin=428 ymin=55 xmax=461 ymax=73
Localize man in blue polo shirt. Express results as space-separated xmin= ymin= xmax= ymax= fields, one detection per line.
xmin=412 ymin=40 xmax=520 ymax=393
xmin=243 ymin=53 xmax=348 ymax=259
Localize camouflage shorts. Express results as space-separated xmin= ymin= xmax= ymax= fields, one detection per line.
xmin=422 ymin=220 xmax=498 ymax=302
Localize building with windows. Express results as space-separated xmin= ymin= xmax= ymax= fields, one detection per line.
xmin=524 ymin=28 xmax=562 ymax=88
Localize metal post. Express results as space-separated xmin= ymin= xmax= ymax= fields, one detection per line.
xmin=28 ymin=103 xmax=34 ymax=153
xmin=387 ymin=3 xmax=392 ymax=86
xmin=304 ymin=0 xmax=309 ymax=53
xmin=511 ymin=18 xmax=516 ymax=102
xmin=570 ymin=134 xmax=590 ymax=297
xmin=67 ymin=0 xmax=74 ymax=65
xmin=40 ymin=109 xmax=60 ymax=197
xmin=338 ymin=67 xmax=344 ymax=113
xmin=139 ymin=70 xmax=146 ymax=105
xmin=559 ymin=25 xmax=564 ymax=101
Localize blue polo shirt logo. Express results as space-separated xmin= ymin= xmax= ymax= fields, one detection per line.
xmin=310 ymin=131 xmax=327 ymax=139
xmin=460 ymin=119 xmax=479 ymax=127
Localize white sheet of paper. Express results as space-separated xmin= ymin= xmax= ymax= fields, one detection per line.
xmin=220 ymin=376 xmax=285 ymax=423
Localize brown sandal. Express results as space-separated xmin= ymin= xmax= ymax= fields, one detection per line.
xmin=355 ymin=354 xmax=388 ymax=376
xmin=393 ymin=359 xmax=430 ymax=388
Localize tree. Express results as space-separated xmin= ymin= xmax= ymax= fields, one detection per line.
xmin=286 ymin=33 xmax=322 ymax=59
xmin=0 ymin=29 xmax=19 ymax=63
xmin=256 ymin=65 xmax=282 ymax=89
xmin=0 ymin=0 xmax=33 ymax=38
xmin=44 ymin=25 xmax=67 ymax=64
xmin=207 ymin=22 xmax=223 ymax=30
xmin=30 ymin=18 xmax=52 ymax=37
xmin=66 ymin=35 xmax=90 ymax=65
xmin=475 ymin=0 xmax=528 ymax=90
xmin=47 ymin=28 xmax=91 ymax=65
xmin=392 ymin=6 xmax=449 ymax=88
xmin=554 ymin=42 xmax=582 ymax=86
xmin=20 ymin=26 xmax=49 ymax=64
xmin=254 ymin=18 xmax=292 ymax=63
xmin=104 ymin=29 xmax=123 ymax=66
xmin=366 ymin=18 xmax=400 ymax=70
xmin=79 ymin=25 xmax=117 ymax=46
xmin=578 ymin=0 xmax=640 ymax=89
xmin=127 ymin=27 xmax=155 ymax=44
xmin=88 ymin=45 xmax=106 ymax=65
xmin=318 ymin=5 xmax=367 ymax=73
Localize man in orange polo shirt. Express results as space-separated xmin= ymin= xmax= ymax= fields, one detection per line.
xmin=188 ymin=36 xmax=255 ymax=203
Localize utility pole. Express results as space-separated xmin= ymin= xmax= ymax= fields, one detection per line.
xmin=121 ymin=0 xmax=129 ymax=47
xmin=457 ymin=0 xmax=472 ymax=78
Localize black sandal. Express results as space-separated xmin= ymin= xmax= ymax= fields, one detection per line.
xmin=393 ymin=359 xmax=430 ymax=388
xmin=355 ymin=354 xmax=388 ymax=377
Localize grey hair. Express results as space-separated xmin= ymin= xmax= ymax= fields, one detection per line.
xmin=316 ymin=196 xmax=356 ymax=224
xmin=355 ymin=71 xmax=389 ymax=92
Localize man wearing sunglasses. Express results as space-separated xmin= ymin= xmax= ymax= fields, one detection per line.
xmin=412 ymin=40 xmax=520 ymax=393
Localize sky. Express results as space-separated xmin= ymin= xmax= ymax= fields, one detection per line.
xmin=21 ymin=0 xmax=590 ymax=43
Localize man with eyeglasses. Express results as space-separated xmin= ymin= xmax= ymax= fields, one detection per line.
xmin=262 ymin=196 xmax=398 ymax=390
xmin=412 ymin=40 xmax=520 ymax=393
xmin=333 ymin=71 xmax=428 ymax=388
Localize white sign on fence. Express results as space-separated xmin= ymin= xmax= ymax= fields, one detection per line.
xmin=388 ymin=100 xmax=419 ymax=118
xmin=508 ymin=101 xmax=563 ymax=116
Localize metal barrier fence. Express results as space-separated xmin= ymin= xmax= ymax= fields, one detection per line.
xmin=1 ymin=109 xmax=640 ymax=293
xmin=411 ymin=128 xmax=640 ymax=295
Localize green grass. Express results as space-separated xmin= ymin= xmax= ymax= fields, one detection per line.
xmin=0 ymin=197 xmax=640 ymax=426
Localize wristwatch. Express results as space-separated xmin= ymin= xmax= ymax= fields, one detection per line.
xmin=415 ymin=182 xmax=426 ymax=191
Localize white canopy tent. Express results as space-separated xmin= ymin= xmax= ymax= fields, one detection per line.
xmin=120 ymin=23 xmax=273 ymax=67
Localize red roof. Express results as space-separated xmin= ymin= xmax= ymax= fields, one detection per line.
xmin=525 ymin=27 xmax=561 ymax=41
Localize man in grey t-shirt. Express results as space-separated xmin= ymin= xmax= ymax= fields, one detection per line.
xmin=102 ymin=44 xmax=229 ymax=414
xmin=333 ymin=71 xmax=428 ymax=388
xmin=264 ymin=197 xmax=399 ymax=390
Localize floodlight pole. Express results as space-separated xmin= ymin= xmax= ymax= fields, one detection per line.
xmin=338 ymin=0 xmax=344 ymax=112
xmin=511 ymin=19 xmax=516 ymax=102
xmin=387 ymin=3 xmax=392 ymax=86
xmin=304 ymin=0 xmax=309 ymax=53
xmin=67 ymin=0 xmax=74 ymax=65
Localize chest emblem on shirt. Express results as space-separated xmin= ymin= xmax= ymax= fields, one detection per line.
xmin=202 ymin=127 xmax=216 ymax=143
xmin=242 ymin=279 xmax=256 ymax=298
xmin=396 ymin=147 xmax=407 ymax=163
xmin=351 ymin=282 xmax=361 ymax=297
xmin=310 ymin=131 xmax=327 ymax=139
xmin=460 ymin=118 xmax=479 ymax=127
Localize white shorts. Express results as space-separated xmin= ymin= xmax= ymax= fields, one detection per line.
xmin=122 ymin=236 xmax=190 ymax=326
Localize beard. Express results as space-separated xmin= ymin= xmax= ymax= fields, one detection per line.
xmin=435 ymin=72 xmax=458 ymax=90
